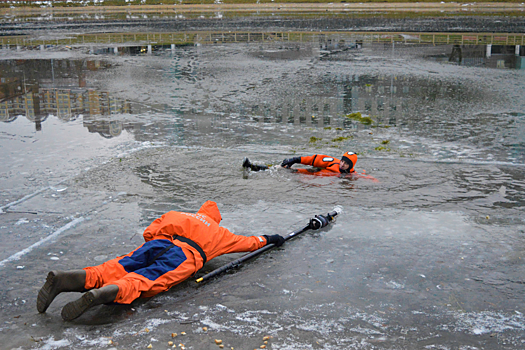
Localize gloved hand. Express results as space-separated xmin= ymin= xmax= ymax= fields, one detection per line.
xmin=281 ymin=157 xmax=301 ymax=168
xmin=263 ymin=234 xmax=285 ymax=247
xmin=309 ymin=214 xmax=330 ymax=230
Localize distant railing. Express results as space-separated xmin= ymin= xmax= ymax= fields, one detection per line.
xmin=1 ymin=31 xmax=524 ymax=47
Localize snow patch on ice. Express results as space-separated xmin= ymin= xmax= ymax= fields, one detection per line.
xmin=385 ymin=280 xmax=405 ymax=289
xmin=79 ymin=336 xmax=114 ymax=347
xmin=15 ymin=218 xmax=29 ymax=225
xmin=214 ymin=303 xmax=235 ymax=313
xmin=295 ymin=318 xmax=346 ymax=335
xmin=144 ymin=318 xmax=172 ymax=330
xmin=451 ymin=310 xmax=525 ymax=335
xmin=37 ymin=336 xmax=71 ymax=350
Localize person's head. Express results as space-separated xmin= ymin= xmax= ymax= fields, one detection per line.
xmin=340 ymin=152 xmax=357 ymax=173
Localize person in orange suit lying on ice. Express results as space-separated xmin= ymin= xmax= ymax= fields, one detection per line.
xmin=37 ymin=200 xmax=285 ymax=321
xmin=243 ymin=151 xmax=378 ymax=181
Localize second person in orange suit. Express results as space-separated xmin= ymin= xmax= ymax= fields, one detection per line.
xmin=281 ymin=151 xmax=358 ymax=175
xmin=37 ymin=200 xmax=285 ymax=321
xmin=243 ymin=151 xmax=357 ymax=176
xmin=243 ymin=152 xmax=378 ymax=181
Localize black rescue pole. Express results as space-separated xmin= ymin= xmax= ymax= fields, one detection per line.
xmin=195 ymin=207 xmax=342 ymax=283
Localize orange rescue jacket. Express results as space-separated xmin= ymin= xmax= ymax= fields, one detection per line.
xmin=142 ymin=201 xmax=268 ymax=270
xmin=295 ymin=154 xmax=356 ymax=176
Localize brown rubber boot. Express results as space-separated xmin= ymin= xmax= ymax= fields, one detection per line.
xmin=61 ymin=284 xmax=119 ymax=321
xmin=37 ymin=270 xmax=87 ymax=313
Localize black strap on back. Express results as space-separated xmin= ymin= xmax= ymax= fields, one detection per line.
xmin=146 ymin=244 xmax=176 ymax=268
xmin=173 ymin=235 xmax=207 ymax=264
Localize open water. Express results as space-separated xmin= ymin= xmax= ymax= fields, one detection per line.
xmin=0 ymin=10 xmax=524 ymax=350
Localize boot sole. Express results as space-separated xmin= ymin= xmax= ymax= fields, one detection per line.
xmin=61 ymin=291 xmax=95 ymax=321
xmin=37 ymin=271 xmax=57 ymax=313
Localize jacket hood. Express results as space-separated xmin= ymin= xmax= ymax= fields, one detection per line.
xmin=197 ymin=200 xmax=222 ymax=224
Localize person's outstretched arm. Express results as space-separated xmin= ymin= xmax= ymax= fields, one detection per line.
xmin=206 ymin=227 xmax=284 ymax=260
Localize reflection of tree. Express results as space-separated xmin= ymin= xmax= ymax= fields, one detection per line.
xmin=84 ymin=119 xmax=124 ymax=138
xmin=449 ymin=45 xmax=462 ymax=65
xmin=109 ymin=120 xmax=122 ymax=137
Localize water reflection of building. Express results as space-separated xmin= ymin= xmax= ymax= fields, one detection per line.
xmin=89 ymin=40 xmax=523 ymax=70
xmin=0 ymin=41 xmax=502 ymax=143
xmin=317 ymin=34 xmax=525 ymax=69
xmin=431 ymin=44 xmax=525 ymax=69
xmin=0 ymin=63 xmax=482 ymax=138
xmin=0 ymin=59 xmax=132 ymax=133
xmin=0 ymin=88 xmax=131 ymax=120
xmin=215 ymin=72 xmax=481 ymax=132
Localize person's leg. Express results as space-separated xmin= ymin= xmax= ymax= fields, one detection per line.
xmin=61 ymin=284 xmax=119 ymax=321
xmin=37 ymin=270 xmax=87 ymax=313
xmin=83 ymin=255 xmax=130 ymax=290
xmin=61 ymin=253 xmax=194 ymax=321
xmin=59 ymin=256 xmax=129 ymax=320
xmin=243 ymin=158 xmax=269 ymax=172
xmin=37 ymin=243 xmax=144 ymax=314
xmin=60 ymin=240 xmax=194 ymax=320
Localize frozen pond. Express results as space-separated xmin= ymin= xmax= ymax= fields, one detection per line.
xmin=1 ymin=13 xmax=525 ymax=350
